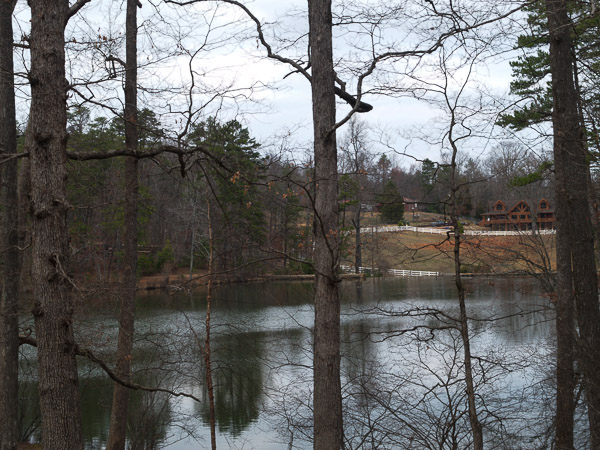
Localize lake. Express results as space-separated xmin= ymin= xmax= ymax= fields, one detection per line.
xmin=20 ymin=276 xmax=557 ymax=449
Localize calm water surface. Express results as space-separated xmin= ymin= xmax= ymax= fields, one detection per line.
xmin=20 ymin=276 xmax=554 ymax=449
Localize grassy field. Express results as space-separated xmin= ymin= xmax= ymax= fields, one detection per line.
xmin=355 ymin=211 xmax=448 ymax=227
xmin=341 ymin=228 xmax=556 ymax=275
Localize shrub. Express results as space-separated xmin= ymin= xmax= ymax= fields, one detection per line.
xmin=155 ymin=240 xmax=174 ymax=272
xmin=138 ymin=253 xmax=156 ymax=277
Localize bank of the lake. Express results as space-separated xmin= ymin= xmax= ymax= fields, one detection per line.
xmin=136 ymin=270 xmax=366 ymax=290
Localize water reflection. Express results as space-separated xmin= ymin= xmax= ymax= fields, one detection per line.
xmin=127 ymin=380 xmax=172 ymax=450
xmin=18 ymin=277 xmax=554 ymax=449
xmin=196 ymin=331 xmax=264 ymax=436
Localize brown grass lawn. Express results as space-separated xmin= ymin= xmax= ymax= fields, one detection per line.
xmin=353 ymin=211 xmax=447 ymax=228
xmin=341 ymin=229 xmax=556 ymax=274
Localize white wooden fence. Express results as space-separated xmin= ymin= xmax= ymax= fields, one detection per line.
xmin=357 ymin=225 xmax=556 ymax=237
xmin=340 ymin=265 xmax=439 ymax=277
xmin=464 ymin=229 xmax=556 ymax=236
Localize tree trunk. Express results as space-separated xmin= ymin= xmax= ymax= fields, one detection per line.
xmin=189 ymin=226 xmax=195 ymax=281
xmin=283 ymin=205 xmax=289 ymax=268
xmin=108 ymin=1 xmax=138 ymax=448
xmin=204 ymin=195 xmax=217 ymax=450
xmin=0 ymin=2 xmax=20 ymax=448
xmin=17 ymin=134 xmax=31 ymax=288
xmin=29 ymin=1 xmax=83 ymax=447
xmin=353 ymin=206 xmax=362 ymax=272
xmin=308 ymin=1 xmax=343 ymax=448
xmin=546 ymin=1 xmax=600 ymax=447
xmin=449 ymin=126 xmax=483 ymax=450
xmin=453 ymin=235 xmax=484 ymax=450
xmin=555 ymin=230 xmax=575 ymax=450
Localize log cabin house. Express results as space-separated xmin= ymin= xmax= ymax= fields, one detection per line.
xmin=478 ymin=199 xmax=555 ymax=231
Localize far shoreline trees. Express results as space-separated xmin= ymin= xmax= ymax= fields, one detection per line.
xmin=377 ymin=180 xmax=405 ymax=224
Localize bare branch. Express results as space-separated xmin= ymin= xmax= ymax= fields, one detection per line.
xmin=19 ymin=335 xmax=203 ymax=403
xmin=66 ymin=0 xmax=93 ymax=25
xmin=165 ymin=0 xmax=373 ymax=113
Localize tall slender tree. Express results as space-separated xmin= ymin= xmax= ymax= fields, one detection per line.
xmin=0 ymin=1 xmax=20 ymax=448
xmin=446 ymin=91 xmax=484 ymax=450
xmin=107 ymin=0 xmax=139 ymax=448
xmin=203 ymin=191 xmax=217 ymax=450
xmin=308 ymin=1 xmax=343 ymax=448
xmin=339 ymin=118 xmax=371 ymax=272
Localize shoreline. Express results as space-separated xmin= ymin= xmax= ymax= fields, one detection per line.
xmin=135 ymin=270 xmax=550 ymax=291
xmin=137 ymin=272 xmax=366 ymax=291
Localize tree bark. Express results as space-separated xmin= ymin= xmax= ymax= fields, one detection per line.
xmin=546 ymin=1 xmax=600 ymax=447
xmin=29 ymin=0 xmax=83 ymax=447
xmin=449 ymin=118 xmax=483 ymax=450
xmin=555 ymin=231 xmax=575 ymax=450
xmin=0 ymin=2 xmax=20 ymax=448
xmin=353 ymin=207 xmax=362 ymax=272
xmin=108 ymin=0 xmax=138 ymax=448
xmin=453 ymin=233 xmax=484 ymax=450
xmin=204 ymin=194 xmax=217 ymax=450
xmin=18 ymin=132 xmax=31 ymax=288
xmin=308 ymin=1 xmax=343 ymax=448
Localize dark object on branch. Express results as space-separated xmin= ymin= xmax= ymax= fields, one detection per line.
xmin=334 ymin=86 xmax=372 ymax=113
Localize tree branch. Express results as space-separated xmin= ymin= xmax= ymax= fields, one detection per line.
xmin=105 ymin=55 xmax=126 ymax=68
xmin=19 ymin=335 xmax=203 ymax=402
xmin=165 ymin=0 xmax=373 ymax=113
xmin=66 ymin=0 xmax=93 ymax=25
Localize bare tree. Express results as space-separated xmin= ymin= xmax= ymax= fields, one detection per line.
xmin=0 ymin=1 xmax=20 ymax=448
xmin=308 ymin=1 xmax=344 ymax=447
xmin=28 ymin=0 xmax=83 ymax=446
xmin=203 ymin=191 xmax=217 ymax=450
xmin=445 ymin=61 xmax=485 ymax=450
xmin=107 ymin=0 xmax=139 ymax=448
xmin=339 ymin=117 xmax=373 ymax=273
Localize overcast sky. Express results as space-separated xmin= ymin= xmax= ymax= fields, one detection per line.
xmin=12 ymin=0 xmax=524 ymax=167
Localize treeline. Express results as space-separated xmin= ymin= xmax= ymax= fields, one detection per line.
xmin=61 ymin=108 xmax=308 ymax=280
xmin=59 ymin=107 xmax=558 ymax=281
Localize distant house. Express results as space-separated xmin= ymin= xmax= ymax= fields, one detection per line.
xmin=479 ymin=199 xmax=555 ymax=231
xmin=361 ymin=203 xmax=374 ymax=212
xmin=403 ymin=197 xmax=418 ymax=213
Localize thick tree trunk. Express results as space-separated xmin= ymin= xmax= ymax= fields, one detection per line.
xmin=29 ymin=1 xmax=83 ymax=448
xmin=308 ymin=1 xmax=343 ymax=448
xmin=0 ymin=2 xmax=20 ymax=448
xmin=108 ymin=1 xmax=138 ymax=448
xmin=546 ymin=1 xmax=600 ymax=447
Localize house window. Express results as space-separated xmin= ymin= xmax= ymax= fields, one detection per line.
xmin=496 ymin=203 xmax=503 ymax=210
xmin=520 ymin=215 xmax=525 ymax=219
xmin=541 ymin=201 xmax=547 ymax=209
xmin=512 ymin=215 xmax=517 ymax=219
